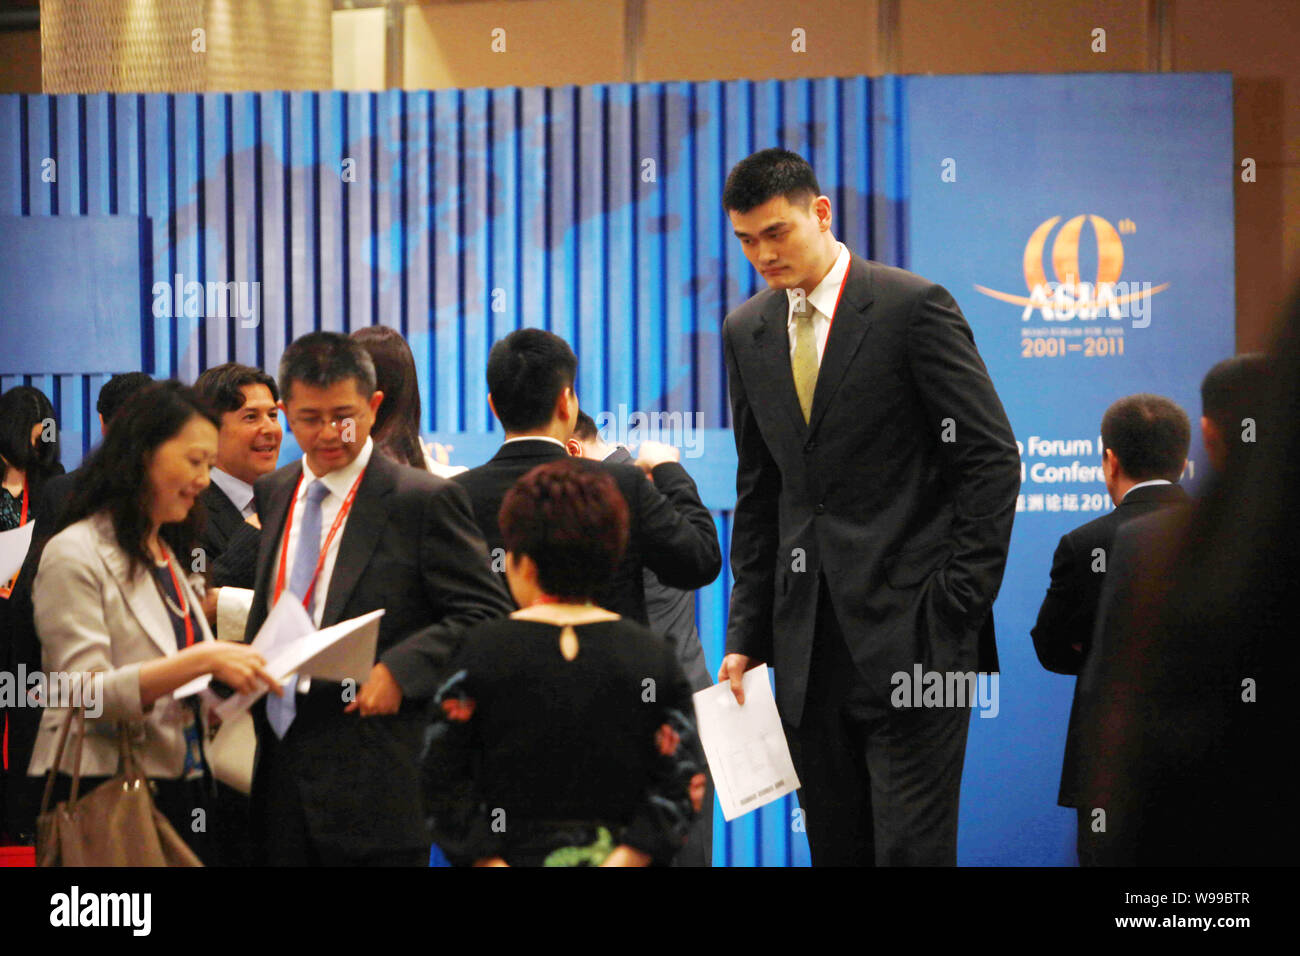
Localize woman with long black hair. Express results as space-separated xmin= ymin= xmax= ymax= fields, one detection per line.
xmin=27 ymin=381 xmax=280 ymax=862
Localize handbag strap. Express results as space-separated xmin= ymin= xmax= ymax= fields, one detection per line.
xmin=117 ymin=722 xmax=144 ymax=782
xmin=39 ymin=707 xmax=86 ymax=814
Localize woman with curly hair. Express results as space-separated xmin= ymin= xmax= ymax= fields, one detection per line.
xmin=421 ymin=457 xmax=706 ymax=866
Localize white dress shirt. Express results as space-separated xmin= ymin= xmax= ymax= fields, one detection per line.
xmin=502 ymin=435 xmax=567 ymax=449
xmin=786 ymin=241 xmax=851 ymax=367
xmin=279 ymin=436 xmax=375 ymax=629
xmin=1121 ymin=478 xmax=1173 ymax=502
xmin=209 ymin=466 xmax=255 ymax=518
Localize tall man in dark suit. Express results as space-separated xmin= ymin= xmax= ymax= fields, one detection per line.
xmin=718 ymin=149 xmax=1020 ymax=866
xmin=1030 ymin=393 xmax=1190 ymax=863
xmin=243 ymin=332 xmax=513 ymax=865
xmin=446 ymin=329 xmax=721 ymax=629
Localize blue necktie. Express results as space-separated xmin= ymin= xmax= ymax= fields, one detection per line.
xmin=268 ymin=479 xmax=330 ymax=739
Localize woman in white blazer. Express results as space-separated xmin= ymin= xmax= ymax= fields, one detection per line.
xmin=28 ymin=381 xmax=280 ymax=860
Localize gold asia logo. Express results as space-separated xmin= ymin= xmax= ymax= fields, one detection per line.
xmin=974 ymin=214 xmax=1168 ymax=327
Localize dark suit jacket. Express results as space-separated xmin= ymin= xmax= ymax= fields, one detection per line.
xmin=1031 ymin=482 xmax=1189 ymax=806
xmin=452 ymin=439 xmax=721 ymax=628
xmin=1072 ymin=507 xmax=1188 ymax=863
xmin=604 ymin=444 xmax=712 ymax=693
xmin=723 ymin=254 xmax=1021 ymax=726
xmin=198 ymin=482 xmax=245 ymax=559
xmin=29 ymin=468 xmax=78 ymax=535
xmin=243 ymin=451 xmax=514 ymax=857
xmin=197 ymin=482 xmax=262 ymax=589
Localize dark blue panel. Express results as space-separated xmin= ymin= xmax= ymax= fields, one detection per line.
xmin=0 ymin=216 xmax=145 ymax=374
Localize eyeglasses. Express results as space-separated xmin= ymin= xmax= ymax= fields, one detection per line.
xmin=288 ymin=414 xmax=360 ymax=435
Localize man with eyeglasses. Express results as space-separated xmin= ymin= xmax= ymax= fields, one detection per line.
xmin=243 ymin=331 xmax=512 ymax=866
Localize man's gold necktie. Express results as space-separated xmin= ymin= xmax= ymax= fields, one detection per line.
xmin=791 ymin=297 xmax=818 ymax=423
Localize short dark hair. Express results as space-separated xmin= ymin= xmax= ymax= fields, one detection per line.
xmin=1100 ymin=394 xmax=1191 ymax=482
xmin=572 ymin=409 xmax=599 ymax=441
xmin=61 ymin=381 xmax=220 ymax=577
xmin=1201 ymin=354 xmax=1270 ymax=440
xmin=722 ymin=148 xmax=822 ymax=214
xmin=0 ymin=385 xmax=59 ymax=490
xmin=193 ymin=362 xmax=279 ymax=416
xmin=278 ymin=332 xmax=377 ymax=403
xmin=486 ymin=329 xmax=577 ymax=433
xmin=96 ymin=372 xmax=153 ymax=425
xmin=499 ymin=458 xmax=629 ymax=602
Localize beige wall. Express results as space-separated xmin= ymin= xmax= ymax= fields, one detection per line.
xmin=2 ymin=0 xmax=1295 ymax=346
xmin=404 ymin=0 xmax=626 ymax=89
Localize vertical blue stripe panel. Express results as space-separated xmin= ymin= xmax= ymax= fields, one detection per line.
xmin=0 ymin=79 xmax=892 ymax=865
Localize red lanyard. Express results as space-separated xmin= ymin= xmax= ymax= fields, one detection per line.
xmin=825 ymin=257 xmax=852 ymax=335
xmin=273 ymin=467 xmax=367 ymax=610
xmin=161 ymin=552 xmax=195 ymax=649
xmin=17 ymin=476 xmax=28 ymax=525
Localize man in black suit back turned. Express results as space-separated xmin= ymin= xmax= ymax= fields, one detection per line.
xmin=1030 ymin=393 xmax=1191 ymax=862
xmin=450 ymin=329 xmax=721 ymax=628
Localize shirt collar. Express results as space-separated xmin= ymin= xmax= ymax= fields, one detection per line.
xmin=209 ymin=467 xmax=255 ymax=516
xmin=787 ymin=241 xmax=850 ymax=321
xmin=300 ymin=436 xmax=374 ymax=500
xmin=1121 ymin=478 xmax=1173 ymax=501
xmin=502 ymin=435 xmax=567 ymax=450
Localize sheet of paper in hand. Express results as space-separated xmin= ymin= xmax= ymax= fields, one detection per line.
xmin=692 ymin=665 xmax=801 ymax=821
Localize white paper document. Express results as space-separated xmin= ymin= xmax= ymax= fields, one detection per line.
xmin=0 ymin=520 xmax=36 ymax=583
xmin=215 ymin=586 xmax=255 ymax=642
xmin=207 ymin=710 xmax=256 ymax=794
xmin=692 ymin=665 xmax=800 ymax=821
xmin=175 ymin=596 xmax=383 ymax=724
xmin=221 ymin=601 xmax=383 ymax=721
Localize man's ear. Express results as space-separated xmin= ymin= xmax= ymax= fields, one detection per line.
xmin=487 ymin=393 xmax=499 ymax=422
xmin=814 ymin=195 xmax=833 ymax=231
xmin=369 ymin=389 xmax=384 ymax=416
xmin=565 ymin=438 xmax=583 ymax=458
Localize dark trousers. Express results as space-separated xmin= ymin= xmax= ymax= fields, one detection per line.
xmin=786 ymin=580 xmax=972 ymax=866
xmin=251 ymin=689 xmax=428 ymax=867
xmin=672 ymin=777 xmax=714 ymax=867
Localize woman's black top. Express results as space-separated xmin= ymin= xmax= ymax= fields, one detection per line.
xmin=421 ymin=615 xmax=704 ymax=866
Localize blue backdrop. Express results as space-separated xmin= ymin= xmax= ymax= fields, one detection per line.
xmin=0 ymin=72 xmax=1233 ymax=865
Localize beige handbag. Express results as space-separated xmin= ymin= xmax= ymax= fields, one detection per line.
xmin=35 ymin=708 xmax=203 ymax=867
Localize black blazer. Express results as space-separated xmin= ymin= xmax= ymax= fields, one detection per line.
xmin=451 ymin=439 xmax=721 ymax=627
xmin=604 ymin=444 xmax=713 ymax=692
xmin=29 ymin=467 xmax=78 ymax=535
xmin=198 ymin=482 xmax=245 ymax=558
xmin=197 ymin=482 xmax=262 ymax=589
xmin=243 ymin=450 xmax=514 ymax=856
xmin=723 ymin=254 xmax=1021 ymax=726
xmin=1031 ymin=482 xmax=1189 ymax=806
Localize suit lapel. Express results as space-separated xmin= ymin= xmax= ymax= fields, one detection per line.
xmin=753 ymin=290 xmax=809 ymax=438
xmin=807 ymin=255 xmax=875 ymax=435
xmin=91 ymin=516 xmax=182 ymax=658
xmin=204 ymin=484 xmax=242 ymax=542
xmin=319 ymin=454 xmax=396 ymax=627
